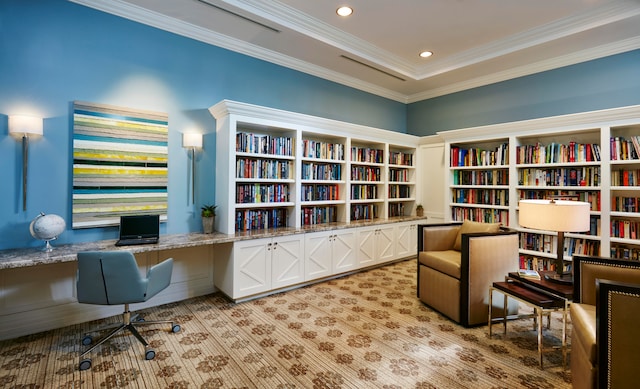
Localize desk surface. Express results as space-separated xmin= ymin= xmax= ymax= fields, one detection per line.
xmin=0 ymin=217 xmax=426 ymax=270
xmin=508 ymin=271 xmax=573 ymax=300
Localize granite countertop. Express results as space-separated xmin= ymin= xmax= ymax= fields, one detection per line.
xmin=0 ymin=216 xmax=426 ymax=270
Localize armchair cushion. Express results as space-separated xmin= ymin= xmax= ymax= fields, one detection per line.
xmin=570 ymin=302 xmax=596 ymax=362
xmin=419 ymin=250 xmax=461 ymax=279
xmin=453 ymin=220 xmax=501 ymax=251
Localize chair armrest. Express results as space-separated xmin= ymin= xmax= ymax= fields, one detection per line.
xmin=145 ymin=258 xmax=174 ymax=300
xmin=418 ymin=223 xmax=461 ymax=253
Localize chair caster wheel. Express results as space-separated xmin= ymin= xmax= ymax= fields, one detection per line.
xmin=82 ymin=335 xmax=93 ymax=346
xmin=79 ymin=358 xmax=92 ymax=371
xmin=171 ymin=324 xmax=181 ymax=333
xmin=145 ymin=349 xmax=155 ymax=360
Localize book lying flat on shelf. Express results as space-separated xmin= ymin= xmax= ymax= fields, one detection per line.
xmin=517 ymin=269 xmax=541 ymax=280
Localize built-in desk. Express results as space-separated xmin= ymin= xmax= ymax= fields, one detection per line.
xmin=0 ymin=217 xmax=425 ymax=340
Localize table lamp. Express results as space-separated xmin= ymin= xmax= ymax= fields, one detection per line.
xmin=518 ymin=199 xmax=591 ymax=284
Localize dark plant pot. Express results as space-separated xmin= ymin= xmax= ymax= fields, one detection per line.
xmin=416 ymin=209 xmax=424 ymax=217
xmin=202 ymin=216 xmax=215 ymax=234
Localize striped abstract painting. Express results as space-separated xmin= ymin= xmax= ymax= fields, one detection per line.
xmin=72 ymin=101 xmax=168 ymax=228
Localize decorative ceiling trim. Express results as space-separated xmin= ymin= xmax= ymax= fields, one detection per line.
xmin=70 ymin=0 xmax=640 ymax=105
xmin=407 ymin=36 xmax=640 ymax=103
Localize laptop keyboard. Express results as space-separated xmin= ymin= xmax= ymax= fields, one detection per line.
xmin=115 ymin=238 xmax=158 ymax=246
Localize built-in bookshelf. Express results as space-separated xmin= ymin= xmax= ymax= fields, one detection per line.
xmin=233 ymin=128 xmax=296 ymax=231
xmin=388 ymin=146 xmax=416 ymax=218
xmin=609 ymin=124 xmax=640 ymax=260
xmin=448 ymin=140 xmax=510 ymax=224
xmin=211 ymin=100 xmax=420 ymax=234
xmin=441 ymin=108 xmax=640 ymax=270
xmin=300 ymin=134 xmax=347 ymax=226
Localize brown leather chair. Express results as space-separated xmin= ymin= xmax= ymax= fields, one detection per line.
xmin=570 ymin=255 xmax=640 ymax=389
xmin=417 ymin=221 xmax=520 ymax=327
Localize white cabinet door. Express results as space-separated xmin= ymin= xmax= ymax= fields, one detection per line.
xmin=377 ymin=224 xmax=396 ymax=263
xmin=395 ymin=222 xmax=418 ymax=259
xmin=357 ymin=226 xmax=377 ymax=268
xmin=271 ymin=234 xmax=304 ymax=289
xmin=333 ymin=229 xmax=357 ymax=273
xmin=357 ymin=225 xmax=396 ymax=267
xmin=233 ymin=238 xmax=271 ymax=297
xmin=305 ymin=231 xmax=333 ymax=281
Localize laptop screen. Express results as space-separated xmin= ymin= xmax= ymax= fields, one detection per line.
xmin=119 ymin=215 xmax=160 ymax=239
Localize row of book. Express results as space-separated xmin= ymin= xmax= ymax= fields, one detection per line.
xmin=452 ymin=169 xmax=508 ymax=186
xmin=516 ymin=141 xmax=601 ymax=164
xmin=235 ymin=208 xmax=288 ymax=231
xmin=518 ymin=190 xmax=600 ymax=211
xmin=451 ymin=208 xmax=509 ymax=224
xmin=611 ymin=169 xmax=640 ymax=186
xmin=236 ymin=158 xmax=291 ymax=180
xmin=519 ymin=255 xmax=559 ymax=272
xmin=236 ymin=183 xmax=290 ymax=203
xmin=611 ymin=196 xmax=640 ymax=213
xmin=351 ymin=166 xmax=381 ymax=181
xmin=389 ymin=184 xmax=411 ymax=199
xmin=351 ymin=146 xmax=384 ymax=164
xmin=351 ymin=184 xmax=378 ymax=200
xmin=388 ymin=203 xmax=407 ymax=217
xmin=301 ymin=184 xmax=340 ymax=201
xmin=451 ymin=188 xmax=508 ymax=206
xmin=301 ymin=140 xmax=345 ymax=160
xmin=611 ymin=220 xmax=640 ymax=240
xmin=389 ymin=151 xmax=414 ymax=166
xmin=389 ymin=168 xmax=411 ymax=183
xmin=301 ymin=162 xmax=342 ymax=181
xmin=610 ymin=136 xmax=640 ymax=161
xmin=610 ymin=244 xmax=640 ymax=261
xmin=351 ymin=204 xmax=379 ymax=221
xmin=236 ymin=132 xmax=294 ymax=156
xmin=518 ymin=166 xmax=601 ymax=187
xmin=301 ymin=206 xmax=338 ymax=225
xmin=520 ymin=232 xmax=601 ymax=256
xmin=450 ymin=143 xmax=509 ymax=167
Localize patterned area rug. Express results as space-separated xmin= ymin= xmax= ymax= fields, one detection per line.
xmin=0 ymin=258 xmax=571 ymax=388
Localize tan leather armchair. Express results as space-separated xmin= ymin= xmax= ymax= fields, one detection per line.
xmin=417 ymin=221 xmax=520 ymax=327
xmin=570 ymin=255 xmax=640 ymax=389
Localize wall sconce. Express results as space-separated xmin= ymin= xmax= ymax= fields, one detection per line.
xmin=182 ymin=132 xmax=203 ymax=205
xmin=9 ymin=115 xmax=43 ymax=211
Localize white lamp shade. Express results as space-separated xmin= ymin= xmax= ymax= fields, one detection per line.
xmin=519 ymin=199 xmax=590 ymax=232
xmin=182 ymin=132 xmax=203 ymax=148
xmin=9 ymin=115 xmax=43 ymax=137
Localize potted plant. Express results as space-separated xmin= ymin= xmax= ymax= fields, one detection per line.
xmin=201 ymin=204 xmax=217 ymax=234
xmin=416 ymin=204 xmax=424 ymax=217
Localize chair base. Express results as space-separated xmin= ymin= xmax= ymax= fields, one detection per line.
xmin=79 ymin=304 xmax=180 ymax=370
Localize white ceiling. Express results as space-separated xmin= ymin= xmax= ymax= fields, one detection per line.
xmin=73 ymin=0 xmax=640 ymax=103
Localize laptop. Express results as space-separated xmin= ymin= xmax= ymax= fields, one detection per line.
xmin=115 ymin=215 xmax=160 ymax=246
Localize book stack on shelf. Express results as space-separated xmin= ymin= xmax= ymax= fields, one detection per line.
xmin=300 ymin=137 xmax=346 ymax=227
xmin=516 ymin=141 xmax=601 ymax=164
xmin=610 ymin=135 xmax=640 ymax=161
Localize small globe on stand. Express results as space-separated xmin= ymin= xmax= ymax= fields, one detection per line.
xmin=30 ymin=213 xmax=66 ymax=252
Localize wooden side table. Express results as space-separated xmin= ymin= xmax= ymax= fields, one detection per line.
xmin=489 ymin=279 xmax=569 ymax=369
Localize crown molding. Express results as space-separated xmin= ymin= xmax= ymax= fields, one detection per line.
xmin=407 ymin=36 xmax=640 ymax=103
xmin=71 ymin=0 xmax=640 ymax=105
xmin=209 ymin=99 xmax=420 ymax=145
xmin=437 ymin=104 xmax=640 ymax=142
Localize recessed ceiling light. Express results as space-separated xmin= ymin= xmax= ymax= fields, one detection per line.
xmin=419 ymin=51 xmax=433 ymax=58
xmin=336 ymin=6 xmax=353 ymax=17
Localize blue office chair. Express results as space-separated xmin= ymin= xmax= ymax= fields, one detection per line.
xmin=76 ymin=251 xmax=181 ymax=370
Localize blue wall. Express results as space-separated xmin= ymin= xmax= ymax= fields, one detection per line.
xmin=0 ymin=0 xmax=406 ymax=250
xmin=407 ymin=49 xmax=640 ymax=135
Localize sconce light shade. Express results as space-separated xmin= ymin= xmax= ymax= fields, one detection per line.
xmin=183 ymin=132 xmax=203 ymax=205
xmin=9 ymin=115 xmax=43 ymax=138
xmin=182 ymin=133 xmax=203 ymax=149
